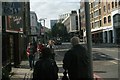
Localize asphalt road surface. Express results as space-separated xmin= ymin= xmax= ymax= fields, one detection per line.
xmin=55 ymin=42 xmax=119 ymax=80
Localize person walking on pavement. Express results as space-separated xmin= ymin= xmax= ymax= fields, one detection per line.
xmin=32 ymin=47 xmax=58 ymax=80
xmin=47 ymin=40 xmax=55 ymax=60
xmin=27 ymin=42 xmax=35 ymax=70
xmin=63 ymin=36 xmax=90 ymax=80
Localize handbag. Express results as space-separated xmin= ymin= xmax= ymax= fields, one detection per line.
xmin=62 ymin=70 xmax=69 ymax=80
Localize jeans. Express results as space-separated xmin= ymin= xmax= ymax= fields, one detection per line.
xmin=28 ymin=54 xmax=35 ymax=69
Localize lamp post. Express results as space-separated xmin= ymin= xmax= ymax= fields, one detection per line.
xmin=39 ymin=18 xmax=47 ymax=44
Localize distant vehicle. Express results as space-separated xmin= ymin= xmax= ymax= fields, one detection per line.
xmin=54 ymin=38 xmax=62 ymax=45
xmin=93 ymin=73 xmax=103 ymax=80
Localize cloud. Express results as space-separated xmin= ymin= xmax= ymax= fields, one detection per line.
xmin=30 ymin=0 xmax=80 ymax=28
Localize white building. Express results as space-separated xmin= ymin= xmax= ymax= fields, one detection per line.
xmin=62 ymin=11 xmax=79 ymax=36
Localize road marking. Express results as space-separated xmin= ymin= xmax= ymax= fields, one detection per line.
xmin=55 ymin=49 xmax=69 ymax=51
xmin=109 ymin=61 xmax=118 ymax=64
xmin=105 ymin=49 xmax=117 ymax=52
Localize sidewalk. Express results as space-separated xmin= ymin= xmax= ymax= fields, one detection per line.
xmin=10 ymin=53 xmax=39 ymax=80
xmin=81 ymin=42 xmax=119 ymax=48
xmin=10 ymin=61 xmax=33 ymax=80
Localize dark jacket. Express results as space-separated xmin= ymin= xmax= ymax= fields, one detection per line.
xmin=33 ymin=58 xmax=58 ymax=80
xmin=63 ymin=44 xmax=90 ymax=80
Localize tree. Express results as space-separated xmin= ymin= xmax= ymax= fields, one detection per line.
xmin=51 ymin=22 xmax=69 ymax=41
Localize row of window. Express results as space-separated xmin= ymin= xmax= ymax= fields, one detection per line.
xmin=91 ymin=15 xmax=111 ymax=29
xmin=90 ymin=9 xmax=101 ymax=18
xmin=91 ymin=1 xmax=120 ymax=9
xmin=91 ymin=20 xmax=101 ymax=29
xmin=104 ymin=16 xmax=111 ymax=24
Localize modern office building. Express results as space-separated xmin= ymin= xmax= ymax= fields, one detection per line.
xmin=50 ymin=20 xmax=58 ymax=29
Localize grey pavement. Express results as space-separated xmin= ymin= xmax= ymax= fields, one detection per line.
xmin=9 ymin=52 xmax=40 ymax=80
xmin=9 ymin=43 xmax=119 ymax=80
xmin=10 ymin=61 xmax=33 ymax=80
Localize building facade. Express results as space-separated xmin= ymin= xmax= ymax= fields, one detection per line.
xmin=62 ymin=11 xmax=79 ymax=37
xmin=2 ymin=2 xmax=30 ymax=78
xmin=80 ymin=0 xmax=120 ymax=44
xmin=30 ymin=11 xmax=38 ymax=42
xmin=50 ymin=20 xmax=58 ymax=29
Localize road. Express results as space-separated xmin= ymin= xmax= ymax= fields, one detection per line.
xmin=55 ymin=42 xmax=119 ymax=80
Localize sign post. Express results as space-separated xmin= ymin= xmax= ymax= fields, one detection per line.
xmin=85 ymin=1 xmax=93 ymax=80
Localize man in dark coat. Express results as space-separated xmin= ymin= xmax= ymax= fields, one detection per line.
xmin=32 ymin=47 xmax=58 ymax=80
xmin=63 ymin=36 xmax=90 ymax=80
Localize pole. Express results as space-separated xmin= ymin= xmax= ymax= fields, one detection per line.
xmin=85 ymin=1 xmax=93 ymax=80
xmin=43 ymin=19 xmax=46 ymax=44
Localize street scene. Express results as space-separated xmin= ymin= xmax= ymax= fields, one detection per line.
xmin=1 ymin=0 xmax=120 ymax=80
xmin=9 ymin=43 xmax=119 ymax=80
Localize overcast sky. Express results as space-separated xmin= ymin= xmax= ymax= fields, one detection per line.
xmin=30 ymin=0 xmax=80 ymax=28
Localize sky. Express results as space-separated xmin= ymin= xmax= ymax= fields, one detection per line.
xmin=30 ymin=0 xmax=80 ymax=28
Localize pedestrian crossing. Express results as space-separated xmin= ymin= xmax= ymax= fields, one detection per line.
xmin=56 ymin=61 xmax=64 ymax=79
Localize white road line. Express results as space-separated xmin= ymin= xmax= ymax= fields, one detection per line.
xmin=105 ymin=49 xmax=117 ymax=52
xmin=109 ymin=61 xmax=118 ymax=64
xmin=58 ymin=73 xmax=63 ymax=77
xmin=57 ymin=64 xmax=63 ymax=67
xmin=55 ymin=49 xmax=69 ymax=51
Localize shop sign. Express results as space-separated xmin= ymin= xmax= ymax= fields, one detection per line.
xmin=2 ymin=2 xmax=22 ymax=15
xmin=6 ymin=16 xmax=23 ymax=32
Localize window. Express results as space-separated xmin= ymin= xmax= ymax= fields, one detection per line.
xmin=104 ymin=17 xmax=107 ymax=24
xmin=94 ymin=10 xmax=99 ymax=17
xmin=103 ymin=6 xmax=106 ymax=12
xmin=119 ymin=1 xmax=120 ymax=6
xmin=91 ymin=13 xmax=93 ymax=18
xmin=112 ymin=2 xmax=114 ymax=8
xmin=115 ymin=1 xmax=117 ymax=7
xmin=100 ymin=20 xmax=102 ymax=26
xmin=108 ymin=4 xmax=110 ymax=11
xmin=108 ymin=16 xmax=111 ymax=23
xmin=99 ymin=9 xmax=101 ymax=15
xmin=92 ymin=23 xmax=94 ymax=28
xmin=91 ymin=3 xmax=93 ymax=8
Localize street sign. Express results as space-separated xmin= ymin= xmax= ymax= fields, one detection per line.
xmin=2 ymin=2 xmax=23 ymax=15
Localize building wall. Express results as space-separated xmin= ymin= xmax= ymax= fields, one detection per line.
xmin=30 ymin=11 xmax=38 ymax=41
xmin=82 ymin=0 xmax=120 ymax=44
xmin=62 ymin=11 xmax=78 ymax=34
xmin=50 ymin=20 xmax=58 ymax=29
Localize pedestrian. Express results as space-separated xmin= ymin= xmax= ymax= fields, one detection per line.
xmin=47 ymin=40 xmax=55 ymax=60
xmin=26 ymin=42 xmax=35 ymax=70
xmin=37 ymin=42 xmax=45 ymax=59
xmin=32 ymin=47 xmax=58 ymax=80
xmin=63 ymin=36 xmax=90 ymax=80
